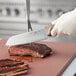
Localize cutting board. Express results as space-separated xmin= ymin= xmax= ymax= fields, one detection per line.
xmin=0 ymin=39 xmax=76 ymax=76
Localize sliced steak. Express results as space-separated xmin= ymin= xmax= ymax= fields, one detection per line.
xmin=0 ymin=59 xmax=29 ymax=76
xmin=9 ymin=43 xmax=53 ymax=58
xmin=0 ymin=59 xmax=24 ymax=67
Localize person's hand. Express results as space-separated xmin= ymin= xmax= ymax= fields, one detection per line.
xmin=48 ymin=8 xmax=76 ymax=37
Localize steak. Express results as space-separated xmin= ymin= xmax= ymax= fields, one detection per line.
xmin=8 ymin=43 xmax=53 ymax=58
xmin=0 ymin=59 xmax=29 ymax=76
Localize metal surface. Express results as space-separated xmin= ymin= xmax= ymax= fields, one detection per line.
xmin=61 ymin=57 xmax=76 ymax=76
xmin=26 ymin=0 xmax=32 ymax=31
xmin=6 ymin=29 xmax=48 ymax=46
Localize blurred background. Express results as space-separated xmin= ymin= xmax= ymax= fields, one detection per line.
xmin=0 ymin=0 xmax=76 ymax=41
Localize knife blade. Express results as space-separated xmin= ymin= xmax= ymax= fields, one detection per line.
xmin=6 ymin=29 xmax=48 ymax=46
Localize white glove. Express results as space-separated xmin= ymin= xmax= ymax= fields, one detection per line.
xmin=50 ymin=8 xmax=76 ymax=37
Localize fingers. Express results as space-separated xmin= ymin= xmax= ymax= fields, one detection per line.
xmin=47 ymin=20 xmax=57 ymax=36
xmin=47 ymin=25 xmax=67 ymax=37
xmin=48 ymin=24 xmax=66 ymax=37
xmin=51 ymin=26 xmax=57 ymax=36
xmin=47 ymin=25 xmax=54 ymax=36
xmin=47 ymin=19 xmax=59 ymax=36
xmin=56 ymin=32 xmax=64 ymax=37
xmin=47 ymin=16 xmax=66 ymax=37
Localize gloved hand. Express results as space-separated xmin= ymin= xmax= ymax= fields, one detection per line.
xmin=48 ymin=8 xmax=76 ymax=37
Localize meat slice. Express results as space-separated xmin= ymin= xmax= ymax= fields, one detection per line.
xmin=0 ymin=59 xmax=29 ymax=76
xmin=0 ymin=59 xmax=24 ymax=67
xmin=8 ymin=43 xmax=53 ymax=58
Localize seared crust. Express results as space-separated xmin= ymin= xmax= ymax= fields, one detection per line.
xmin=9 ymin=43 xmax=52 ymax=58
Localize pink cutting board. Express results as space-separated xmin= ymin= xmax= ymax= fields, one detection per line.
xmin=0 ymin=39 xmax=76 ymax=76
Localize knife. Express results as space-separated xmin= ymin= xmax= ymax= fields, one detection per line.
xmin=6 ymin=29 xmax=48 ymax=46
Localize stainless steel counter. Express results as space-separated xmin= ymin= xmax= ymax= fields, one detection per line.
xmin=43 ymin=36 xmax=76 ymax=43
